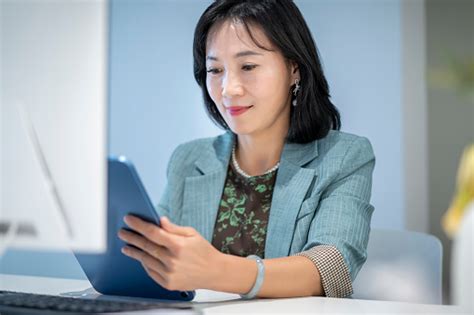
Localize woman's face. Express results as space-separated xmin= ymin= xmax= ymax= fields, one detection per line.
xmin=205 ymin=20 xmax=299 ymax=138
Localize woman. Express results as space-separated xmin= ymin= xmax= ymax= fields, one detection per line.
xmin=118 ymin=0 xmax=375 ymax=299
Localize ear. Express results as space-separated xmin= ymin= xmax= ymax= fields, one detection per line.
xmin=289 ymin=60 xmax=300 ymax=83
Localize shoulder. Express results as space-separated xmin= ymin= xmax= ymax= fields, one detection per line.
xmin=318 ymin=130 xmax=375 ymax=161
xmin=166 ymin=132 xmax=232 ymax=174
xmin=305 ymin=130 xmax=375 ymax=175
xmin=170 ymin=132 xmax=230 ymax=161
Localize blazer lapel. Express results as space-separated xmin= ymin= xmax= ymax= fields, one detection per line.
xmin=265 ymin=141 xmax=319 ymax=258
xmin=180 ymin=132 xmax=319 ymax=254
xmin=180 ymin=132 xmax=234 ymax=242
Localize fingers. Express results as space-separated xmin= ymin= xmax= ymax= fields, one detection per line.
xmin=160 ymin=216 xmax=195 ymax=237
xmin=124 ymin=215 xmax=176 ymax=249
xmin=121 ymin=245 xmax=168 ymax=277
xmin=122 ymin=245 xmax=180 ymax=291
xmin=118 ymin=229 xmax=172 ymax=263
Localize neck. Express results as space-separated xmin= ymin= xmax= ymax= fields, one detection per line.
xmin=234 ymin=129 xmax=287 ymax=177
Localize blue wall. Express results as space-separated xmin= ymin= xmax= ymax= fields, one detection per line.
xmin=1 ymin=0 xmax=404 ymax=279
xmin=297 ymin=0 xmax=403 ymax=229
xmin=108 ymin=0 xmax=218 ymax=209
xmin=109 ymin=0 xmax=404 ymax=229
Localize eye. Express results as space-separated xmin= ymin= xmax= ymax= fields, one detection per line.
xmin=242 ymin=64 xmax=257 ymax=71
xmin=206 ymin=68 xmax=222 ymax=75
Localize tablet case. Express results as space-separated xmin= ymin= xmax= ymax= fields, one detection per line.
xmin=74 ymin=156 xmax=195 ymax=301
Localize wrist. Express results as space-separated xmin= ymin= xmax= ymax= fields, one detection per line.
xmin=206 ymin=250 xmax=228 ymax=291
xmin=208 ymin=252 xmax=257 ymax=294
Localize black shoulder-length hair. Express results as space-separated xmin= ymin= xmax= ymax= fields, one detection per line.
xmin=193 ymin=0 xmax=341 ymax=144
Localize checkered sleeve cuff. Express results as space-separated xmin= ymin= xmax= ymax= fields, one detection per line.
xmin=295 ymin=245 xmax=353 ymax=298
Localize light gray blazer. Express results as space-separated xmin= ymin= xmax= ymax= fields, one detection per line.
xmin=156 ymin=130 xmax=375 ymax=280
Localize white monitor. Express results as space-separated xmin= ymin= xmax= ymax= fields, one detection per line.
xmin=1 ymin=0 xmax=108 ymax=253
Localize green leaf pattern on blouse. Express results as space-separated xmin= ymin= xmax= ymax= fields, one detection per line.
xmin=211 ymin=163 xmax=277 ymax=258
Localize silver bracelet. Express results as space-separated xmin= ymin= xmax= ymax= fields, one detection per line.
xmin=240 ymin=255 xmax=265 ymax=300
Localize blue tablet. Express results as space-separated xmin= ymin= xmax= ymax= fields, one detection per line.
xmin=74 ymin=156 xmax=195 ymax=301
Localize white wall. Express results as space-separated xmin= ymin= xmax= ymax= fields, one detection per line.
xmin=401 ymin=0 xmax=429 ymax=232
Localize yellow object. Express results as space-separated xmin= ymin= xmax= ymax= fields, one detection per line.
xmin=443 ymin=144 xmax=474 ymax=238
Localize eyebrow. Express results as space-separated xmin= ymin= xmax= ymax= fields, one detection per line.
xmin=206 ymin=50 xmax=263 ymax=61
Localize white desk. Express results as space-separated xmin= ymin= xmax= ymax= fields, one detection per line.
xmin=0 ymin=274 xmax=471 ymax=314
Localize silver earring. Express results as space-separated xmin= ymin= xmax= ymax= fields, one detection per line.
xmin=292 ymin=79 xmax=300 ymax=106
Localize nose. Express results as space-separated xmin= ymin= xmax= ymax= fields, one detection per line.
xmin=222 ymin=71 xmax=244 ymax=98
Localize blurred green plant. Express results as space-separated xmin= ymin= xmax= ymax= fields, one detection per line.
xmin=429 ymin=55 xmax=474 ymax=103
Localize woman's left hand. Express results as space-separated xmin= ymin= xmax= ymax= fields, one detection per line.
xmin=118 ymin=215 xmax=224 ymax=291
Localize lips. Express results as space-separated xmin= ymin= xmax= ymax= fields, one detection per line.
xmin=226 ymin=105 xmax=253 ymax=116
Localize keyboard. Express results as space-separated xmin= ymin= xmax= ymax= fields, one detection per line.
xmin=0 ymin=290 xmax=195 ymax=314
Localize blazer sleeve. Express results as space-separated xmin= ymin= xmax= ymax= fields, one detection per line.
xmin=302 ymin=136 xmax=376 ymax=281
xmin=155 ymin=143 xmax=185 ymax=219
